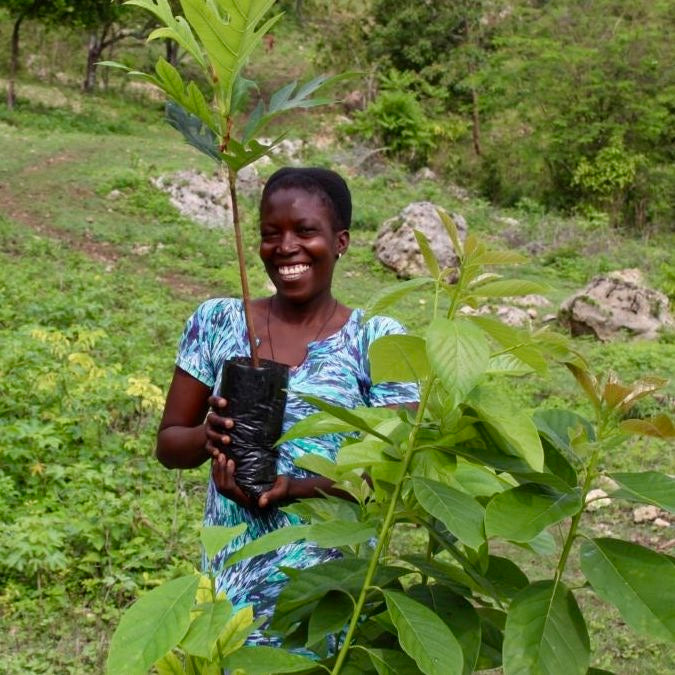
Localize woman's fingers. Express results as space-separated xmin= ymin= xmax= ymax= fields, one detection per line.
xmin=258 ymin=476 xmax=290 ymax=508
xmin=211 ymin=456 xmax=252 ymax=507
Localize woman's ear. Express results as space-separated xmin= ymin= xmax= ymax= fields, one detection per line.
xmin=336 ymin=229 xmax=350 ymax=258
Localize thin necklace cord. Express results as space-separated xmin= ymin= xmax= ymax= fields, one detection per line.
xmin=266 ymin=297 xmax=339 ymax=364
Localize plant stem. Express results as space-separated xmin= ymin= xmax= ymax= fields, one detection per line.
xmin=226 ymin=165 xmax=259 ymax=366
xmin=555 ymin=447 xmax=600 ymax=584
xmin=331 ymin=378 xmax=435 ymax=674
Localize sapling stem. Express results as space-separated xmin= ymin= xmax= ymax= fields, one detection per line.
xmin=226 ymin=165 xmax=259 ymax=366
xmin=331 ymin=377 xmax=435 ymax=674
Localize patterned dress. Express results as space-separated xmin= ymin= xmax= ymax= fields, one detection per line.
xmin=176 ymin=298 xmax=418 ymax=643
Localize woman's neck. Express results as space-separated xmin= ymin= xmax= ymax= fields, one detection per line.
xmin=270 ymin=292 xmax=337 ymax=326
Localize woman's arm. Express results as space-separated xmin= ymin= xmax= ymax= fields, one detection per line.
xmin=156 ymin=367 xmax=213 ymax=469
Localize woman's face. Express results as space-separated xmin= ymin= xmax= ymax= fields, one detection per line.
xmin=259 ymin=187 xmax=349 ymax=305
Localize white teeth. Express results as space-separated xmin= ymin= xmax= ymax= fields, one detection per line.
xmin=278 ymin=264 xmax=310 ymax=279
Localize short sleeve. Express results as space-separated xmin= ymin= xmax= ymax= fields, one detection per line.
xmin=175 ymin=299 xmax=230 ymax=387
xmin=362 ymin=315 xmax=419 ymax=407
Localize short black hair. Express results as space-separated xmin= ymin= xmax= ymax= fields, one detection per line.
xmin=260 ymin=167 xmax=352 ymax=231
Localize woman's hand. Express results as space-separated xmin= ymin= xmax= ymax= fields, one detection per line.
xmin=211 ymin=454 xmax=255 ymax=508
xmin=258 ymin=476 xmax=292 ymax=508
xmin=204 ymin=395 xmax=234 ymax=460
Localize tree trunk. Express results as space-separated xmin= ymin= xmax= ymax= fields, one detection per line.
xmin=471 ymin=88 xmax=482 ymax=156
xmin=83 ymin=33 xmax=102 ymax=93
xmin=8 ymin=14 xmax=25 ymax=110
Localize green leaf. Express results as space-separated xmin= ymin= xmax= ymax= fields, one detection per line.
xmin=471 ymin=279 xmax=550 ymax=297
xmin=222 ymin=645 xmax=318 ymax=673
xmin=580 ymin=538 xmax=675 ymax=641
xmin=485 ymin=555 xmax=529 ymax=599
xmin=165 ymin=102 xmax=221 ymax=162
xmin=608 ymin=471 xmax=675 ymax=512
xmin=365 ymin=647 xmax=419 ymax=674
xmin=200 ymin=524 xmax=247 ymax=559
xmin=215 ymin=605 xmax=257 ymax=657
xmin=426 ymin=318 xmax=490 ymax=407
xmin=279 ymin=406 xmax=396 ymax=444
xmin=337 ymin=438 xmax=391 ymax=469
xmin=307 ymin=520 xmax=377 ymax=548
xmin=414 ymin=229 xmax=441 ymax=278
xmin=369 ymin=334 xmax=429 ymax=384
xmin=406 ymin=585 xmax=481 ymax=675
xmin=297 ymin=394 xmax=394 ymax=443
xmin=224 ymin=525 xmax=311 ymax=567
xmin=437 ymin=209 xmax=463 ymax=257
xmin=276 ymin=559 xmax=408 ymax=616
xmin=366 ymin=278 xmax=435 ymax=318
xmin=412 ymin=477 xmax=485 ymax=551
xmin=383 ymin=590 xmax=464 ymax=675
xmin=181 ymin=598 xmax=232 ymax=659
xmin=221 ymin=137 xmax=278 ymax=172
xmin=485 ymin=485 xmax=582 ymax=542
xmin=106 ymin=575 xmax=199 ymax=675
xmin=470 ymin=386 xmax=544 ymax=471
xmin=154 ymin=650 xmax=185 ymax=675
xmin=503 ymin=580 xmax=590 ymax=675
xmin=474 ymin=249 xmax=528 ymax=265
xmin=306 ymin=590 xmax=353 ymax=647
xmin=534 ymin=409 xmax=596 ymax=449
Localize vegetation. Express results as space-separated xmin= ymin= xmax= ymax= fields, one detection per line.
xmin=0 ymin=0 xmax=673 ymax=673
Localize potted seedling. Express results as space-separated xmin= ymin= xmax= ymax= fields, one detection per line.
xmin=103 ymin=0 xmax=350 ymax=497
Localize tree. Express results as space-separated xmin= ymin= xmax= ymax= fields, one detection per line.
xmin=477 ymin=0 xmax=675 ymax=228
xmin=0 ymin=0 xmax=61 ymax=108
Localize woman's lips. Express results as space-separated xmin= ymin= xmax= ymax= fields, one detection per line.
xmin=277 ymin=264 xmax=310 ymax=281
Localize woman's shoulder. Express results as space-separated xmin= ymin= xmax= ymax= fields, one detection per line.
xmin=191 ymin=297 xmax=242 ymax=321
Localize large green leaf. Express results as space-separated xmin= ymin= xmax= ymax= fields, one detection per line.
xmin=106 ymin=575 xmax=199 ymax=675
xmin=414 ymin=229 xmax=441 ymax=278
xmin=366 ymin=278 xmax=435 ymax=318
xmin=215 ymin=605 xmax=256 ymax=657
xmin=180 ymin=0 xmax=281 ymax=111
xmin=181 ymin=598 xmax=233 ymax=659
xmin=221 ymin=645 xmax=318 ymax=673
xmin=165 ymin=101 xmax=221 ymax=162
xmin=469 ymin=386 xmax=544 ymax=471
xmin=278 ymin=406 xmax=396 ymax=444
xmin=533 ymin=408 xmax=595 ymax=449
xmin=608 ymin=471 xmax=675 ymax=512
xmin=485 ymin=485 xmax=581 ymax=542
xmin=426 ymin=318 xmax=489 ymax=407
xmin=369 ymin=334 xmax=429 ymax=384
xmin=296 ymin=394 xmax=394 ymax=443
xmin=407 ymin=584 xmax=481 ymax=675
xmin=308 ymin=519 xmax=377 ymax=548
xmin=580 ymin=538 xmax=675 ymax=641
xmin=503 ymin=580 xmax=590 ymax=675
xmin=276 ymin=559 xmax=408 ymax=616
xmin=383 ymin=590 xmax=464 ymax=675
xmin=224 ymin=525 xmax=311 ymax=567
xmin=306 ymin=590 xmax=353 ymax=647
xmin=365 ymin=647 xmax=419 ymax=674
xmin=471 ymin=279 xmax=549 ymax=297
xmin=412 ymin=477 xmax=485 ymax=551
xmin=485 ymin=555 xmax=529 ymax=599
xmin=200 ymin=524 xmax=247 ymax=559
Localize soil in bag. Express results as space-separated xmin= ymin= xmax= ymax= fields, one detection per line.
xmin=219 ymin=357 xmax=289 ymax=500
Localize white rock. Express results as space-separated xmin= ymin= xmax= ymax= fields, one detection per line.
xmin=107 ymin=189 xmax=122 ymax=200
xmin=585 ymin=489 xmax=611 ymax=511
xmin=653 ymin=518 xmax=670 ymax=528
xmin=633 ymin=505 xmax=660 ymax=523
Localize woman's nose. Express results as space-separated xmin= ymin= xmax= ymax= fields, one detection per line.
xmin=278 ymin=230 xmax=299 ymax=253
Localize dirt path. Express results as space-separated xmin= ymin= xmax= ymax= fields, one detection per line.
xmin=0 ymin=151 xmax=213 ymax=300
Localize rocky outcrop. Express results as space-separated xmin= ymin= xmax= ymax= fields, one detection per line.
xmin=559 ymin=269 xmax=673 ymax=341
xmin=374 ymin=202 xmax=467 ymax=279
xmin=151 ymin=165 xmax=263 ymax=228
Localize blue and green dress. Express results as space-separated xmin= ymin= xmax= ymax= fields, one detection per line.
xmin=176 ymin=298 xmax=418 ymax=644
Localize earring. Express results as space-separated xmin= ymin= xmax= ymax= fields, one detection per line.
xmin=336 ymin=252 xmax=342 ymax=260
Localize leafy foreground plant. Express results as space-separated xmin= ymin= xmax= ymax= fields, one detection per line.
xmin=103 ymin=0 xmax=349 ymax=364
xmin=107 ymin=214 xmax=674 ymax=673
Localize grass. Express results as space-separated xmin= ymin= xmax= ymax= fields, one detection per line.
xmin=0 ymin=78 xmax=673 ymax=674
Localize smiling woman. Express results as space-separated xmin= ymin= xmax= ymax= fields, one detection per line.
xmin=155 ymin=167 xmax=418 ymax=647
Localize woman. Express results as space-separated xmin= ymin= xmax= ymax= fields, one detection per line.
xmin=156 ymin=167 xmax=418 ymax=644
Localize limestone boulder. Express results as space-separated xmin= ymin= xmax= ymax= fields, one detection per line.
xmin=151 ymin=166 xmax=264 ymax=229
xmin=374 ymin=202 xmax=467 ymax=279
xmin=559 ymin=269 xmax=673 ymax=341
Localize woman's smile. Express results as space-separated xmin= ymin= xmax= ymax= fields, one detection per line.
xmin=277 ymin=263 xmax=311 ymax=281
